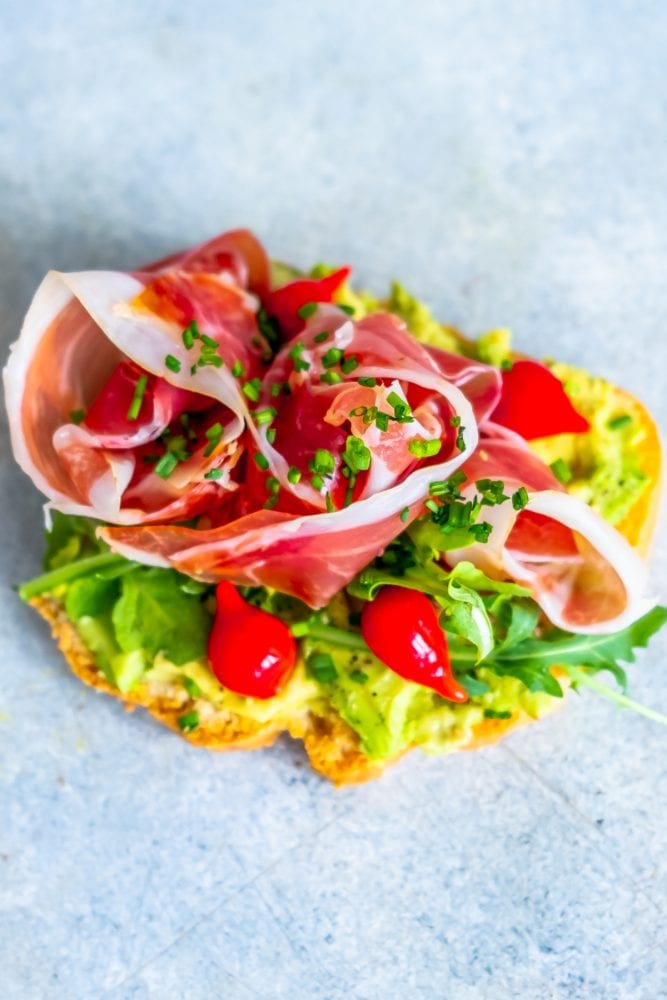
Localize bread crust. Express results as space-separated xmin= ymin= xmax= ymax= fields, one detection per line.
xmin=28 ymin=380 xmax=662 ymax=786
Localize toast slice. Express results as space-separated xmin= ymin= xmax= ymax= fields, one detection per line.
xmin=29 ymin=378 xmax=661 ymax=785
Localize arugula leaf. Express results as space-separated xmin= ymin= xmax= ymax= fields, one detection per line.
xmin=65 ymin=575 xmax=121 ymax=621
xmin=112 ymin=568 xmax=212 ymax=665
xmin=464 ymin=606 xmax=667 ymax=699
xmin=439 ymin=576 xmax=494 ymax=661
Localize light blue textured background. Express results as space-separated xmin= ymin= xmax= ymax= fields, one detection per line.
xmin=1 ymin=3 xmax=666 ymax=998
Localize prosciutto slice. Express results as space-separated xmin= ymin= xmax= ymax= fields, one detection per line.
xmin=3 ymin=230 xmax=268 ymax=523
xmin=445 ymin=426 xmax=651 ymax=633
xmin=100 ymin=311 xmax=500 ymax=607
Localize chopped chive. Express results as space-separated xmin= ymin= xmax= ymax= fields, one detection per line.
xmin=314 ymin=331 xmax=330 ymax=343
xmin=424 ymin=498 xmax=440 ymax=514
xmin=550 ymin=458 xmax=573 ymax=484
xmin=297 ymin=302 xmax=318 ymax=320
xmin=500 ymin=359 xmax=513 ymax=372
xmin=203 ymin=422 xmax=223 ymax=457
xmin=242 ymin=378 xmax=262 ymax=402
xmin=200 ymin=333 xmax=218 ymax=349
xmin=182 ymin=326 xmax=195 ymax=349
xmin=266 ymin=475 xmax=280 ymax=495
xmin=358 ymin=377 xmax=377 ymax=387
xmin=282 ymin=381 xmax=292 ymax=396
xmin=450 ymin=415 xmax=461 ymax=428
xmin=204 ymin=468 xmax=223 ymax=480
xmin=387 ymin=390 xmax=413 ymax=423
xmin=154 ymin=453 xmax=179 ymax=479
xmin=287 ymin=466 xmax=301 ymax=485
xmin=343 ymin=435 xmax=371 ymax=473
xmin=469 ymin=522 xmax=493 ymax=543
xmin=408 ymin=439 xmax=442 ymax=458
xmin=264 ymin=496 xmax=279 ymax=509
xmin=254 ymin=453 xmax=270 ymax=471
xmin=270 ymin=382 xmax=283 ymax=397
xmin=182 ymin=676 xmax=202 ymax=699
xmin=309 ymin=449 xmax=335 ymax=476
xmin=291 ymin=621 xmax=310 ymax=638
xmin=456 ymin=426 xmax=466 ymax=451
xmin=165 ymin=354 xmax=181 ymax=373
xmin=190 ymin=364 xmax=198 ymax=376
xmin=341 ymin=356 xmax=359 ymax=374
xmin=400 ymin=506 xmax=410 ymax=522
xmin=306 ymin=651 xmax=338 ymax=683
xmin=512 ymin=486 xmax=530 ymax=510
xmin=322 ymin=347 xmax=344 ymax=368
xmin=325 ymin=492 xmax=335 ymax=512
xmin=339 ymin=304 xmax=355 ymax=316
xmin=254 ymin=407 xmax=277 ymax=426
xmin=69 ymin=409 xmax=85 ymax=424
xmin=375 ymin=411 xmax=390 ymax=431
xmin=608 ymin=414 xmax=632 ymax=431
xmin=126 ymin=375 xmax=149 ymax=420
xmin=320 ymin=371 xmax=342 ymax=385
xmin=484 ymin=708 xmax=512 ymax=719
xmin=266 ymin=428 xmax=276 ymax=444
xmin=177 ymin=710 xmax=200 ymax=732
xmin=288 ymin=342 xmax=310 ymax=372
xmin=349 ymin=669 xmax=368 ymax=683
xmin=231 ymin=360 xmax=245 ymax=378
xmin=311 ymin=474 xmax=324 ymax=491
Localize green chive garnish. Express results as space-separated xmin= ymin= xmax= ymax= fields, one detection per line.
xmin=203 ymin=422 xmax=223 ymax=457
xmin=254 ymin=453 xmax=270 ymax=471
xmin=512 ymin=486 xmax=529 ymax=510
xmin=254 ymin=407 xmax=277 ymax=426
xmin=154 ymin=453 xmax=179 ymax=479
xmin=358 ymin=377 xmax=376 ymax=387
xmin=408 ymin=439 xmax=442 ymax=458
xmin=165 ymin=354 xmax=181 ymax=373
xmin=450 ymin=415 xmax=461 ymax=428
xmin=550 ymin=458 xmax=573 ymax=484
xmin=309 ymin=449 xmax=335 ymax=476
xmin=266 ymin=475 xmax=280 ymax=494
xmin=325 ymin=492 xmax=335 ymax=512
xmin=500 ymin=359 xmax=513 ymax=372
xmin=287 ymin=466 xmax=301 ymax=485
xmin=339 ymin=304 xmax=355 ymax=316
xmin=242 ymin=378 xmax=262 ymax=402
xmin=322 ymin=347 xmax=344 ymax=369
xmin=204 ymin=468 xmax=223 ymax=480
xmin=266 ymin=428 xmax=276 ymax=444
xmin=320 ymin=371 xmax=342 ymax=385
xmin=341 ymin=356 xmax=359 ymax=374
xmin=306 ymin=651 xmax=338 ymax=683
xmin=232 ymin=360 xmax=245 ymax=378
xmin=343 ymin=435 xmax=371 ymax=473
xmin=182 ymin=326 xmax=195 ymax=350
xmin=69 ymin=409 xmax=85 ymax=424
xmin=311 ymin=474 xmax=324 ymax=491
xmin=297 ymin=302 xmax=318 ymax=320
xmin=127 ymin=375 xmax=148 ymax=421
xmin=314 ymin=331 xmax=330 ymax=343
xmin=608 ymin=414 xmax=632 ymax=431
xmin=270 ymin=382 xmax=283 ymax=397
xmin=400 ymin=507 xmax=410 ymax=522
xmin=177 ymin=710 xmax=200 ymax=732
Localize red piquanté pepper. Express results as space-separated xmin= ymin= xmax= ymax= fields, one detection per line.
xmin=490 ymin=359 xmax=591 ymax=440
xmin=266 ymin=267 xmax=351 ymax=337
xmin=207 ymin=583 xmax=297 ymax=699
xmin=360 ymin=586 xmax=468 ymax=703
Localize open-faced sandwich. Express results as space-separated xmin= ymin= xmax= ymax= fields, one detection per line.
xmin=4 ymin=229 xmax=665 ymax=784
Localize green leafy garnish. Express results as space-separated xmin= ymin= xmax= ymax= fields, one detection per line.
xmin=111 ymin=568 xmax=212 ymax=665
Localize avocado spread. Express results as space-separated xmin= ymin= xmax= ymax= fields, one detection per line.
xmin=29 ymin=278 xmax=656 ymax=761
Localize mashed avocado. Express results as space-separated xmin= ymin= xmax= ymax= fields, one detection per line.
xmin=34 ymin=279 xmax=655 ymax=762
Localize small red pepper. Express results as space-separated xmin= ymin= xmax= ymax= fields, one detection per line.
xmin=207 ymin=583 xmax=297 ymax=699
xmin=266 ymin=266 xmax=351 ymax=337
xmin=491 ymin=359 xmax=591 ymax=440
xmin=361 ymin=586 xmax=468 ymax=703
